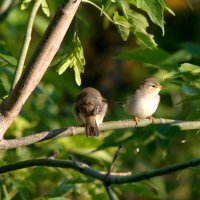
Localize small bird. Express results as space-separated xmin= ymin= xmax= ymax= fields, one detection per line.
xmin=74 ymin=87 xmax=107 ymax=137
xmin=124 ymin=78 xmax=163 ymax=124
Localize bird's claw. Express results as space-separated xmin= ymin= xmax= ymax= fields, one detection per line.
xmin=133 ymin=116 xmax=139 ymax=125
xmin=147 ymin=116 xmax=155 ymax=123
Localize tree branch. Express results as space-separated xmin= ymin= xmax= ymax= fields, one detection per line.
xmin=0 ymin=118 xmax=199 ymax=150
xmin=105 ymin=185 xmax=115 ymax=200
xmin=0 ymin=157 xmax=199 ymax=185
xmin=0 ymin=0 xmax=81 ymax=139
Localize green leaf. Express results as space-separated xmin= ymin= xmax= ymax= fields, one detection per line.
xmin=21 ymin=0 xmax=32 ymax=10
xmin=74 ymin=65 xmax=82 ymax=86
xmin=130 ymin=0 xmax=174 ymax=35
xmin=0 ymin=53 xmax=17 ymax=66
xmin=57 ymin=56 xmax=74 ymax=75
xmin=163 ymin=71 xmax=182 ymax=80
xmin=161 ymin=49 xmax=192 ymax=67
xmin=179 ymin=63 xmax=200 ymax=73
xmin=57 ymin=33 xmax=85 ymax=86
xmin=127 ymin=10 xmax=157 ymax=49
xmin=41 ymin=0 xmax=50 ymax=17
xmin=117 ymin=48 xmax=169 ymax=65
xmin=113 ymin=11 xmax=130 ymax=41
xmin=164 ymin=63 xmax=200 ymax=80
xmin=134 ymin=31 xmax=157 ymax=49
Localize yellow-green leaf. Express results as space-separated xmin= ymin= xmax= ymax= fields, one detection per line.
xmin=21 ymin=0 xmax=32 ymax=10
xmin=41 ymin=0 xmax=50 ymax=17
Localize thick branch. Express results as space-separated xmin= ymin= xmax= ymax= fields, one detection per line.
xmin=0 ymin=157 xmax=199 ymax=185
xmin=0 ymin=0 xmax=81 ymax=139
xmin=0 ymin=118 xmax=199 ymax=150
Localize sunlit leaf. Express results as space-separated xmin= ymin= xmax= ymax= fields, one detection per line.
xmin=57 ymin=33 xmax=85 ymax=86
xmin=163 ymin=71 xmax=182 ymax=80
xmin=74 ymin=65 xmax=82 ymax=86
xmin=57 ymin=56 xmax=73 ymax=75
xmin=164 ymin=63 xmax=200 ymax=80
xmin=41 ymin=0 xmax=50 ymax=17
xmin=179 ymin=63 xmax=200 ymax=73
xmin=187 ymin=109 xmax=200 ymax=120
xmin=21 ymin=0 xmax=32 ymax=10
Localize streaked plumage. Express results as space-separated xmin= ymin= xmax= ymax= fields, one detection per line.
xmin=74 ymin=87 xmax=107 ymax=137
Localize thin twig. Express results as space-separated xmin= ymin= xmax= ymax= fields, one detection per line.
xmin=108 ymin=145 xmax=122 ymax=174
xmin=0 ymin=118 xmax=199 ymax=150
xmin=47 ymin=150 xmax=58 ymax=159
xmin=68 ymin=154 xmax=85 ymax=170
xmin=12 ymin=0 xmax=42 ymax=90
xmin=82 ymin=0 xmax=114 ymax=23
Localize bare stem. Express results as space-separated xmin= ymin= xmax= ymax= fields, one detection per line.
xmin=108 ymin=145 xmax=122 ymax=174
xmin=12 ymin=0 xmax=42 ymax=90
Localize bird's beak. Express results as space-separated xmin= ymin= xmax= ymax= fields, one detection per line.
xmin=158 ymin=85 xmax=164 ymax=90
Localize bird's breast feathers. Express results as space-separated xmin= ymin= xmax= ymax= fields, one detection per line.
xmin=125 ymin=94 xmax=160 ymax=118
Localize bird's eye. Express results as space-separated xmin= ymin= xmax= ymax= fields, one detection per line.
xmin=151 ymin=84 xmax=156 ymax=88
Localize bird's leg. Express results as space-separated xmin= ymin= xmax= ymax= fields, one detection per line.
xmin=133 ymin=116 xmax=139 ymax=125
xmin=146 ymin=116 xmax=155 ymax=123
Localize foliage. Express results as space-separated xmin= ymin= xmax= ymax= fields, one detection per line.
xmin=0 ymin=0 xmax=200 ymax=199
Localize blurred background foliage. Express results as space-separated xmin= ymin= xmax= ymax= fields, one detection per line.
xmin=0 ymin=0 xmax=200 ymax=199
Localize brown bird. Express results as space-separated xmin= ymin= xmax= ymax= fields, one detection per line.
xmin=74 ymin=87 xmax=107 ymax=137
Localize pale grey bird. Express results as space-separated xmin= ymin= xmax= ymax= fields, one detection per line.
xmin=124 ymin=78 xmax=163 ymax=124
xmin=74 ymin=87 xmax=107 ymax=137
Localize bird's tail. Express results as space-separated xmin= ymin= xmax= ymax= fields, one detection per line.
xmin=85 ymin=116 xmax=99 ymax=137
